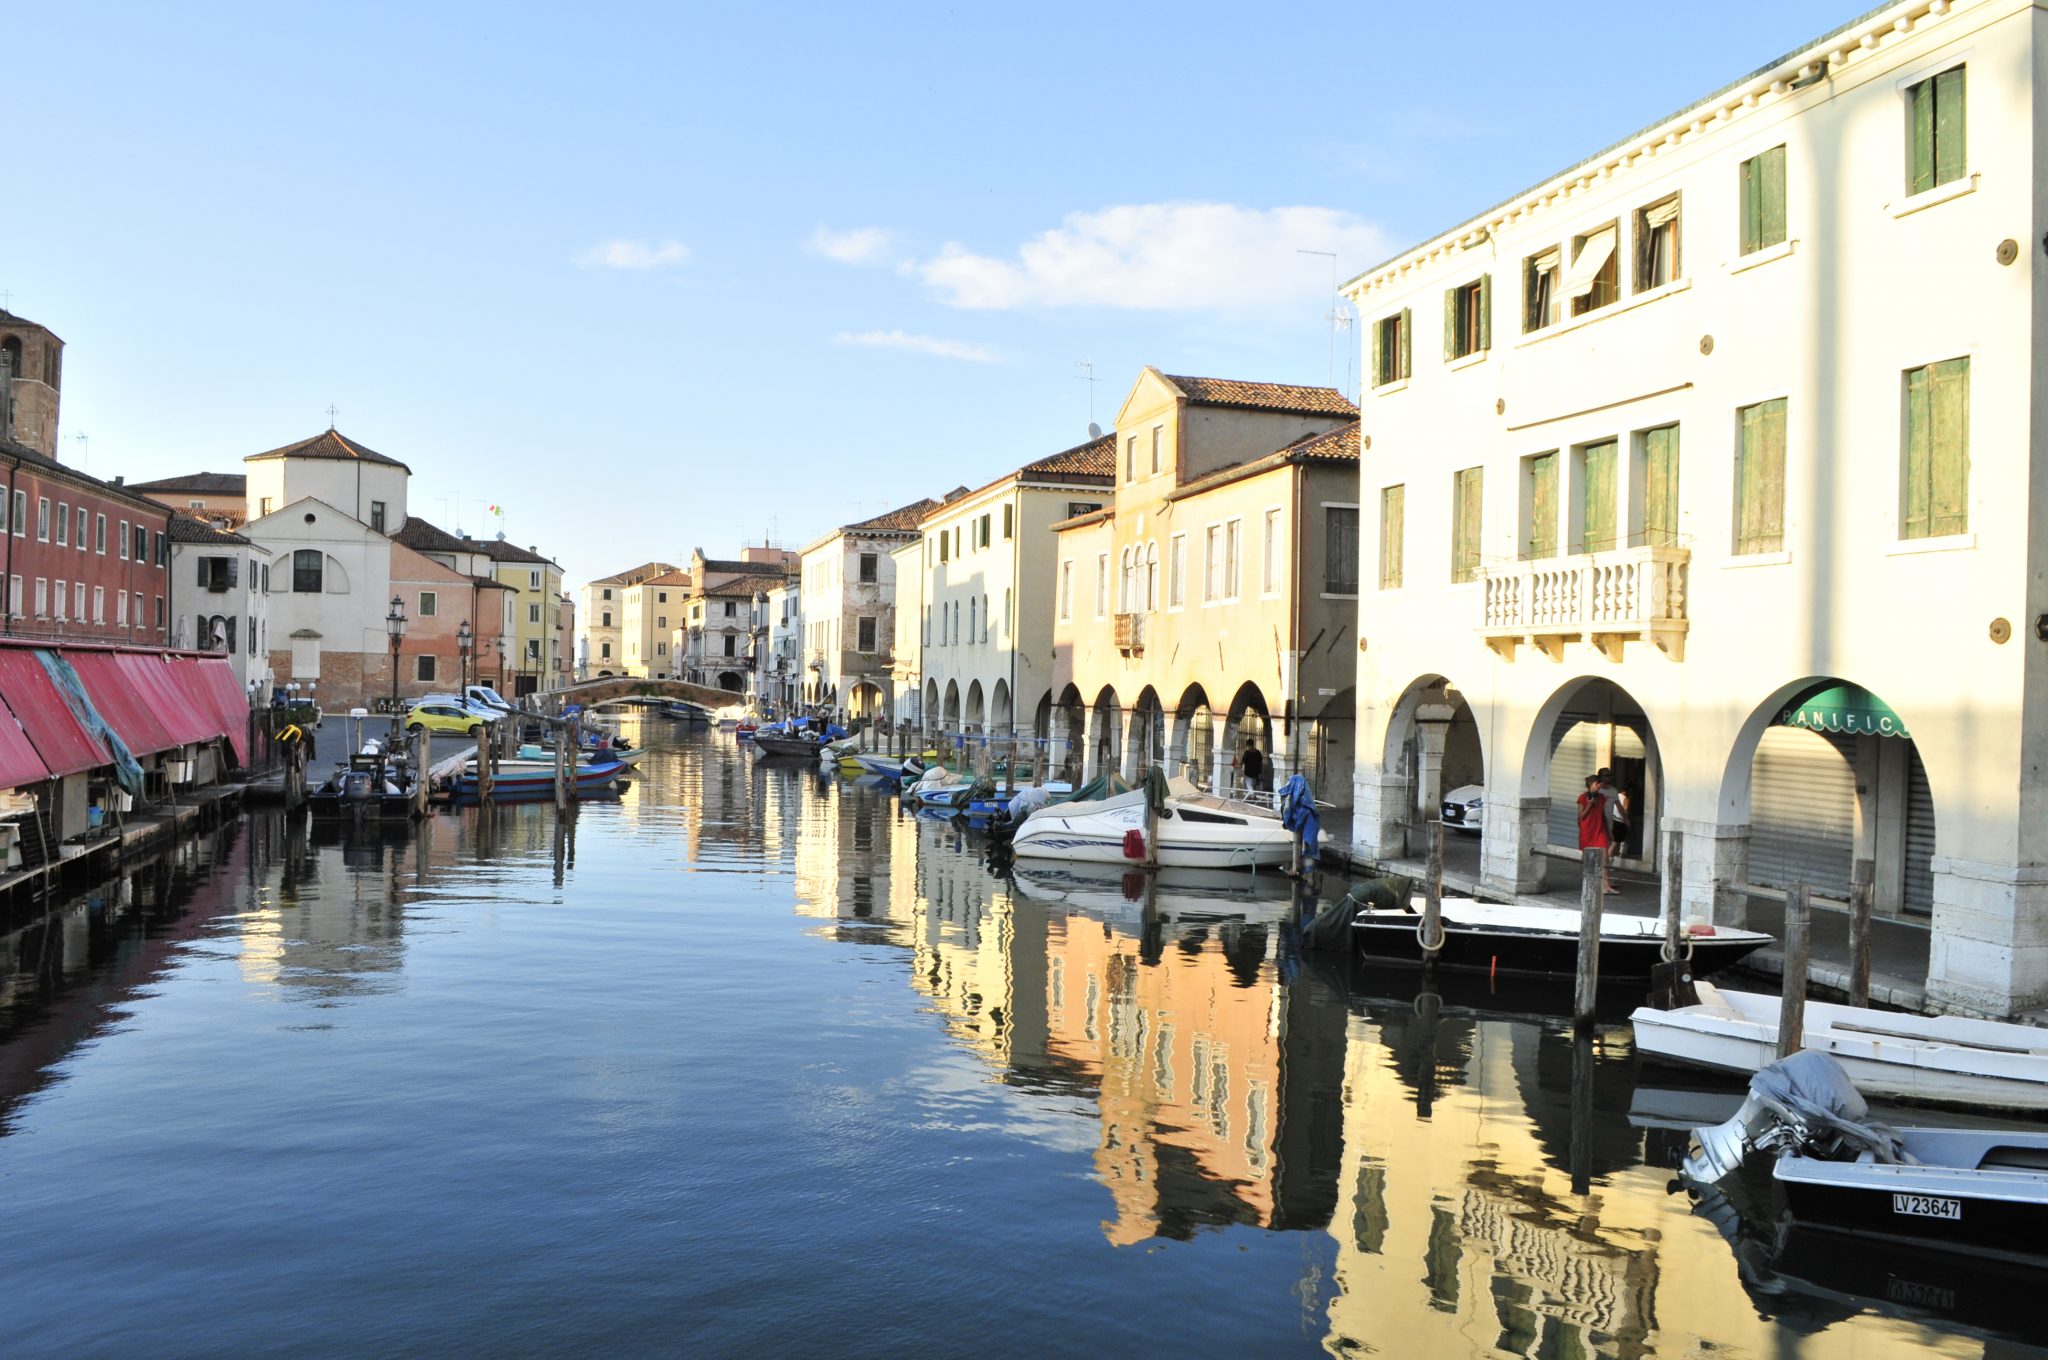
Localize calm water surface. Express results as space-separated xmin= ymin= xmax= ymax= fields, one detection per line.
xmin=0 ymin=723 xmax=2035 ymax=1358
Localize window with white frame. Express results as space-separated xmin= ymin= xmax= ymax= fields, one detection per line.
xmin=1095 ymin=553 xmax=1107 ymax=618
xmin=1059 ymin=560 xmax=1072 ymax=620
xmin=1564 ymin=221 xmax=1619 ymax=315
xmin=1261 ymin=509 xmax=1280 ymax=593
xmin=1149 ymin=426 xmax=1163 ymax=475
xmin=1168 ymin=534 xmax=1186 ymax=607
xmin=1224 ymin=519 xmax=1242 ymax=598
xmin=1634 ymin=195 xmax=1681 ymax=291
xmin=33 ymin=577 xmax=46 ymax=617
xmin=35 ymin=498 xmax=49 ymax=542
xmin=93 ymin=586 xmax=105 ymax=623
xmin=53 ymin=578 xmax=65 ymax=620
xmin=54 ymin=502 xmax=67 ymax=546
xmin=1203 ymin=525 xmax=1222 ymax=601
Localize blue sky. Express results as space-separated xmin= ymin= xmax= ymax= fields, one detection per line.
xmin=9 ymin=0 xmax=1855 ymax=584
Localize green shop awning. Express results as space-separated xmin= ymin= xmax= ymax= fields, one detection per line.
xmin=1777 ymin=684 xmax=1910 ymax=739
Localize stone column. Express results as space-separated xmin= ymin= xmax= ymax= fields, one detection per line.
xmin=1119 ymin=710 xmax=1144 ymax=781
xmin=1668 ymin=816 xmax=1751 ymax=928
xmin=1413 ymin=703 xmax=1455 ymax=830
xmin=1210 ymin=711 xmax=1230 ymax=792
xmin=1926 ymin=858 xmax=2048 ymax=1018
xmin=1479 ymin=795 xmax=1550 ymax=896
xmin=1081 ymin=708 xmax=1105 ymax=782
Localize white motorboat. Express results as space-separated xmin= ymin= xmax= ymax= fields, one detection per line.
xmin=1008 ymin=863 xmax=1295 ymax=930
xmin=1010 ymin=774 xmax=1293 ymax=870
xmin=1633 ymin=980 xmax=2048 ymax=1111
xmin=1343 ymin=898 xmax=1771 ymax=982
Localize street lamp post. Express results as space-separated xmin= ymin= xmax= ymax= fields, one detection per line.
xmin=385 ymin=595 xmax=408 ymax=732
xmin=457 ymin=618 xmax=473 ymax=693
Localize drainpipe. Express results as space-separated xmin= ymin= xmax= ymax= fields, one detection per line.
xmin=1287 ymin=447 xmax=1306 ymax=791
xmin=1009 ymin=486 xmax=1020 ymax=745
xmin=2 ymin=453 xmax=18 ymax=635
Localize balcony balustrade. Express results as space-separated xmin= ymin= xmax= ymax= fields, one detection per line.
xmin=1114 ymin=611 xmax=1145 ymax=656
xmin=1480 ymin=544 xmax=1689 ymax=661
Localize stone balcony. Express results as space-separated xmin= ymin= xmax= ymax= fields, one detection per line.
xmin=1114 ymin=611 xmax=1146 ymax=656
xmin=1480 ymin=544 xmax=1689 ymax=661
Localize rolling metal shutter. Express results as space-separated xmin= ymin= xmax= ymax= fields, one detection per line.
xmin=1748 ymin=727 xmax=1856 ymax=900
xmin=1904 ymin=745 xmax=1935 ymax=917
xmin=1546 ymin=716 xmax=1599 ymax=847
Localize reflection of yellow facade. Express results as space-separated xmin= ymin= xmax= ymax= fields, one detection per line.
xmin=908 ymin=818 xmax=1026 ymax=1066
xmin=1323 ymin=1012 xmax=1974 ymax=1358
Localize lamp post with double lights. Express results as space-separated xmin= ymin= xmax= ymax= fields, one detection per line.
xmin=385 ymin=595 xmax=408 ymax=732
xmin=457 ymin=618 xmax=473 ymax=693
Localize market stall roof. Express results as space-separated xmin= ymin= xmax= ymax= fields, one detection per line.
xmin=182 ymin=657 xmax=250 ymax=763
xmin=0 ymin=649 xmax=108 ymax=777
xmin=0 ymin=707 xmax=50 ymax=791
xmin=112 ymin=652 xmax=221 ymax=749
xmin=67 ymin=651 xmax=177 ymax=757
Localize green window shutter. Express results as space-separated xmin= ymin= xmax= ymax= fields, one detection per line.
xmin=1910 ymin=78 xmax=1935 ymax=195
xmin=1380 ymin=485 xmax=1404 ymax=589
xmin=1737 ymin=398 xmax=1788 ymax=554
xmin=1930 ymin=357 xmax=1970 ymax=537
xmin=1400 ymin=308 xmax=1413 ymax=380
xmin=1903 ymin=365 xmax=1932 ymax=539
xmin=1477 ymin=275 xmax=1491 ymax=352
xmin=1643 ymin=426 xmax=1679 ymax=547
xmin=1452 ymin=467 xmax=1483 ymax=583
xmin=1443 ymin=287 xmax=1460 ymax=361
xmin=1760 ymin=145 xmax=1787 ymax=248
xmin=1527 ymin=453 xmax=1557 ymax=559
xmin=1739 ymin=155 xmax=1758 ymax=255
xmin=1935 ymin=66 xmax=1967 ymax=187
xmin=1581 ymin=440 xmax=1618 ymax=553
xmin=1370 ymin=317 xmax=1382 ymax=387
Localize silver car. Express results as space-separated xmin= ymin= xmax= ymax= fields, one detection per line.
xmin=1440 ymin=784 xmax=1483 ymax=834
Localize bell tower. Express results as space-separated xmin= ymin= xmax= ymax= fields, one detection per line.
xmin=0 ymin=309 xmax=64 ymax=460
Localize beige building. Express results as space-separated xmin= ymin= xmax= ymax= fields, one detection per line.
xmin=133 ymin=471 xmax=249 ymax=530
xmin=909 ymin=436 xmax=1113 ymax=743
xmin=678 ymin=546 xmax=796 ymax=693
xmin=620 ymin=568 xmax=692 ymax=677
xmin=798 ymin=498 xmax=935 ymax=717
xmin=1051 ymin=371 xmax=1360 ymax=803
xmin=577 ymin=560 xmax=675 ymax=678
xmin=474 ymin=538 xmax=564 ymax=695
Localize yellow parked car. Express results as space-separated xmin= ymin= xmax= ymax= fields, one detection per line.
xmin=405 ymin=702 xmax=487 ymax=737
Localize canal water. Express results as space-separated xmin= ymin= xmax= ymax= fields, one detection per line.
xmin=0 ymin=722 xmax=2036 ymax=1358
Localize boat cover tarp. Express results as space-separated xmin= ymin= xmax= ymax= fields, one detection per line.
xmin=1301 ymin=874 xmax=1417 ymax=951
xmin=1749 ymin=1050 xmax=1910 ymax=1164
xmin=37 ymin=650 xmax=144 ymax=797
xmin=0 ymin=648 xmax=108 ymax=777
xmin=67 ymin=651 xmax=177 ymax=755
xmin=1280 ymin=774 xmax=1320 ymax=861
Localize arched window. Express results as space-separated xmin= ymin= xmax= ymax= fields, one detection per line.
xmin=969 ymin=595 xmax=977 ymax=644
xmin=982 ymin=594 xmax=989 ymax=642
xmin=1145 ymin=543 xmax=1159 ymax=611
xmin=0 ymin=336 xmax=20 ymax=381
xmin=292 ymin=549 xmax=323 ymax=593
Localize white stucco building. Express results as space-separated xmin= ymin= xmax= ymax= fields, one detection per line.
xmin=167 ymin=514 xmax=273 ymax=695
xmin=1343 ymin=0 xmax=2044 ymax=1015
xmin=797 ymin=498 xmax=935 ymax=717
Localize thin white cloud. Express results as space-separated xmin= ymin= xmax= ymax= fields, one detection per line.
xmin=577 ymin=238 xmax=693 ymax=270
xmin=832 ymin=329 xmax=998 ymax=364
xmin=808 ymin=225 xmax=895 ymax=265
xmin=916 ymin=202 xmax=1390 ymax=313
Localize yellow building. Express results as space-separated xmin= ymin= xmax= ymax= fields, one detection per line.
xmin=473 ymin=538 xmax=565 ymax=695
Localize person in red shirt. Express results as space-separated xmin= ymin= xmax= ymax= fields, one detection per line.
xmin=1577 ymin=774 xmax=1617 ymax=895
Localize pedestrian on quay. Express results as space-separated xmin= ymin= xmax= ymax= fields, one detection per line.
xmin=1578 ymin=773 xmax=1617 ymax=895
xmin=1234 ymin=739 xmax=1267 ymax=796
xmin=1598 ymin=766 xmax=1631 ymax=859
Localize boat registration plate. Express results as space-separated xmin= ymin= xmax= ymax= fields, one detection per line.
xmin=1891 ymin=1193 xmax=1962 ymax=1221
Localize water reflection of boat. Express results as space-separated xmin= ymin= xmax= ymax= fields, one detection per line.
xmin=1010 ymin=775 xmax=1293 ymax=869
xmin=1346 ymin=897 xmax=1771 ymax=982
xmin=307 ymin=711 xmax=421 ymax=820
xmin=1007 ymin=862 xmax=1297 ymax=929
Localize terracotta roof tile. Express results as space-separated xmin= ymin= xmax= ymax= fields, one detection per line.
xmin=845 ymin=497 xmax=939 ymax=534
xmin=244 ymin=428 xmax=410 ymax=472
xmin=1162 ymin=374 xmax=1357 ymax=418
xmin=1020 ymin=433 xmax=1117 ymax=480
xmin=132 ymin=471 xmax=247 ymax=496
xmin=391 ymin=516 xmax=471 ymax=554
xmin=167 ymin=513 xmax=251 ymax=545
xmin=1289 ymin=421 xmax=1361 ymax=462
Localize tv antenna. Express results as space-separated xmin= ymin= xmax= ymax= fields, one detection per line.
xmin=1076 ymin=359 xmax=1100 ymax=434
xmin=1297 ymin=249 xmax=1340 ymax=390
xmin=72 ymin=430 xmax=88 ymax=472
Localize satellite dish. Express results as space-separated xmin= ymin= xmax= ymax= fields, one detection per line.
xmin=1087 ymin=422 xmax=1102 ymax=439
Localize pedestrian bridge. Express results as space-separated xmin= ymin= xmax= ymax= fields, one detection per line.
xmin=539 ymin=676 xmax=741 ymax=710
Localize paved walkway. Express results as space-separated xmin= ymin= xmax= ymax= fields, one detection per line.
xmin=1317 ymin=824 xmax=1931 ymax=1011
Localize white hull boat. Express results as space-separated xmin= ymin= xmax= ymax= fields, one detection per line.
xmin=1633 ymin=981 xmax=2048 ymax=1111
xmin=1010 ymin=775 xmax=1293 ymax=871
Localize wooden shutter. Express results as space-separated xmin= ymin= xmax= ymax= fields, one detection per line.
xmin=1737 ymin=399 xmax=1787 ymax=554
xmin=1903 ymin=365 xmax=1932 ymax=539
xmin=1527 ymin=453 xmax=1557 ymax=559
xmin=1370 ymin=317 xmax=1382 ymax=387
xmin=1581 ymin=440 xmax=1618 ymax=552
xmin=1760 ymin=145 xmax=1787 ymax=248
xmin=1910 ymin=77 xmax=1935 ymax=195
xmin=1399 ymin=308 xmax=1413 ymax=380
xmin=1452 ymin=467 xmax=1483 ymax=583
xmin=1739 ymin=154 xmax=1758 ymax=254
xmin=1443 ymin=286 xmax=1461 ymax=361
xmin=1935 ymin=66 xmax=1967 ymax=187
xmin=1380 ymin=486 xmax=1404 ymax=588
xmin=1642 ymin=426 xmax=1679 ymax=547
xmin=1477 ymin=275 xmax=1491 ymax=353
xmin=1907 ymin=358 xmax=1970 ymax=539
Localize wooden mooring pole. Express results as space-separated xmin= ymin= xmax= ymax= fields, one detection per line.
xmin=1420 ymin=819 xmax=1445 ymax=976
xmin=1574 ymin=847 xmax=1604 ymax=1028
xmin=1777 ymin=881 xmax=1811 ymax=1058
xmin=1847 ymin=858 xmax=1875 ymax=1009
xmin=476 ymin=734 xmax=493 ymax=804
xmin=1661 ymin=830 xmax=1684 ymax=965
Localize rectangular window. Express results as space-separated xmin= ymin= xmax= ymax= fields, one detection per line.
xmin=92 ymin=586 xmax=105 ymax=624
xmin=1450 ymin=468 xmax=1484 ymax=584
xmin=601 ymin=611 xmax=612 ymax=626
xmin=1067 ymin=501 xmax=1099 ymax=519
xmin=418 ymin=591 xmax=437 ymax=616
xmin=1095 ymin=553 xmax=1108 ymax=618
xmin=1371 ymin=309 xmax=1412 ymax=387
xmin=1224 ymin=519 xmax=1241 ymax=598
xmin=1261 ymin=509 xmax=1281 ymax=593
xmin=75 ymin=507 xmax=86 ymax=549
xmin=9 ymin=490 xmax=22 ymax=537
xmin=53 ymin=579 xmax=65 ymax=620
xmin=1379 ymin=486 xmax=1405 ymax=589
xmin=1444 ymin=276 xmax=1490 ymax=360
xmin=33 ymin=577 xmax=46 ymax=617
xmin=858 ymin=552 xmax=877 ymax=582
xmin=1149 ymin=427 xmax=1163 ymax=475
xmin=1739 ymin=145 xmax=1787 ymax=255
xmin=54 ymin=502 xmax=67 ymax=546
xmin=1908 ymin=65 xmax=1967 ymax=196
xmin=1564 ymin=222 xmax=1619 ymax=315
xmin=1059 ymin=560 xmax=1072 ymax=620
xmin=35 ymin=497 xmax=49 ymax=542
xmin=1324 ymin=506 xmax=1359 ymax=595
xmin=1524 ymin=248 xmax=1560 ymax=332
xmin=416 ymin=655 xmax=437 ymax=682
xmin=724 ymin=633 xmax=737 ymax=656
xmin=1168 ymin=534 xmax=1186 ymax=607
xmin=857 ymin=617 xmax=877 ymax=652
xmin=118 ymin=520 xmax=129 ymax=559
xmin=601 ymin=588 xmax=612 ymax=601
xmin=1902 ymin=358 xmax=1970 ymax=540
xmin=529 ymin=603 xmax=542 ymax=623
xmin=132 ymin=524 xmax=145 ymax=561
xmin=6 ymin=577 xmax=17 ymax=616
xmin=293 ymin=549 xmax=323 ymax=593
xmin=1204 ymin=526 xmax=1222 ymax=601
xmin=1634 ymin=195 xmax=1681 ymax=291
xmin=73 ymin=581 xmax=84 ymax=618
xmin=723 ymin=600 xmax=736 ymax=617
xmin=1125 ymin=436 xmax=1137 ymax=482
xmin=1735 ymin=398 xmax=1788 ymax=555
xmin=369 ymin=500 xmax=386 ymax=533
xmin=1575 ymin=440 xmax=1619 ymax=554
xmin=1635 ymin=425 xmax=1681 ymax=547
xmin=159 ymin=597 xmax=167 ymax=630
xmin=94 ymin=514 xmax=106 ymax=554
xmin=1521 ymin=451 xmax=1559 ymax=560
xmin=1001 ymin=504 xmax=1014 ymax=539
xmin=133 ymin=591 xmax=144 ymax=626
xmin=938 ymin=532 xmax=949 ymax=563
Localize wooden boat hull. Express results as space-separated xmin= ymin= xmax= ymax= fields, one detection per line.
xmin=1350 ymin=902 xmax=1770 ymax=982
xmin=1632 ymin=983 xmax=2048 ymax=1110
xmin=751 ymin=734 xmax=824 ymax=758
xmin=452 ymin=761 xmax=625 ymax=797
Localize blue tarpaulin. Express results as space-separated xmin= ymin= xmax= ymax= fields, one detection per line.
xmin=37 ymin=649 xmax=144 ymax=797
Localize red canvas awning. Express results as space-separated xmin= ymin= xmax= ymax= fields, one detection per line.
xmin=68 ymin=651 xmax=177 ymax=757
xmin=0 ymin=707 xmax=50 ymax=790
xmin=0 ymin=649 xmax=109 ymax=777
xmin=187 ymin=657 xmax=251 ymax=763
xmin=111 ymin=653 xmax=217 ymax=748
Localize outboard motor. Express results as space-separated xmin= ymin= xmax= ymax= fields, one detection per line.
xmin=343 ymin=771 xmax=374 ymax=804
xmin=1682 ymin=1050 xmax=1906 ymax=1184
